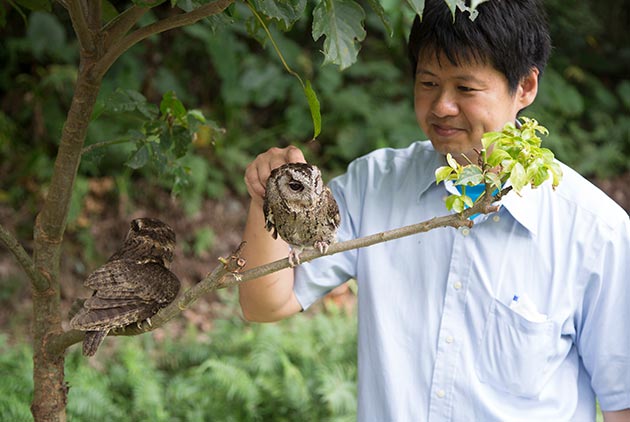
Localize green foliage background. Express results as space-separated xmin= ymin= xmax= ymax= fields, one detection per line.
xmin=1 ymin=292 xmax=358 ymax=422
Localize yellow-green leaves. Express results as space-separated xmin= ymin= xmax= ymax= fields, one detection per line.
xmin=435 ymin=117 xmax=563 ymax=213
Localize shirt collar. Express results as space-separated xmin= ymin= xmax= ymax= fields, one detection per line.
xmin=498 ymin=184 xmax=543 ymax=237
xmin=416 ymin=143 xmax=446 ymax=199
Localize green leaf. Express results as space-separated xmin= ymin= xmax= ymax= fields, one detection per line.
xmin=187 ymin=109 xmax=206 ymax=123
xmin=525 ymin=159 xmax=549 ymax=187
xmin=486 ymin=148 xmax=512 ymax=167
xmin=172 ymin=126 xmax=191 ymax=158
xmin=549 ymin=162 xmax=563 ymax=188
xmin=455 ymin=165 xmax=483 ymax=186
xmin=445 ymin=153 xmax=460 ymax=170
xmin=405 ymin=0 xmax=424 ymax=17
xmin=447 ymin=196 xmax=465 ymax=213
xmin=435 ymin=166 xmax=454 ymax=184
xmin=462 ymin=194 xmax=474 ymax=208
xmin=250 ymin=0 xmax=306 ymax=29
xmin=160 ymin=91 xmax=187 ymax=122
xmin=312 ymin=0 xmax=366 ymax=70
xmin=444 ymin=194 xmax=458 ymax=211
xmin=484 ymin=172 xmax=502 ymax=191
xmin=444 ymin=0 xmax=458 ymax=18
xmin=304 ymin=80 xmax=322 ymax=139
xmin=106 ymin=89 xmax=158 ymax=119
xmin=481 ymin=131 xmax=504 ymax=150
xmin=126 ymin=145 xmax=150 ymax=169
xmin=508 ymin=162 xmax=527 ymax=193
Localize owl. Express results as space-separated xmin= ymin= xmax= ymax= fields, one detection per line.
xmin=263 ymin=163 xmax=341 ymax=266
xmin=70 ymin=218 xmax=180 ymax=357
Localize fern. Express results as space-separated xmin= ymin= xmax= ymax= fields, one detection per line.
xmin=1 ymin=289 xmax=359 ymax=421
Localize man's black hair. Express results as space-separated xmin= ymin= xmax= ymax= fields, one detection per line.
xmin=408 ymin=0 xmax=552 ymax=93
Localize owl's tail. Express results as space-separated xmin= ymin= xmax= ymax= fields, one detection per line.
xmin=83 ymin=330 xmax=108 ymax=357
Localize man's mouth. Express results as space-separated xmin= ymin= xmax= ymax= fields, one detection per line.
xmin=431 ymin=124 xmax=462 ymax=137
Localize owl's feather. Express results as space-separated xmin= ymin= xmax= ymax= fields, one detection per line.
xmin=83 ymin=331 xmax=108 ymax=357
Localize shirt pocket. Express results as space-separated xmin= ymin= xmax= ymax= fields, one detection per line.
xmin=475 ymin=298 xmax=554 ymax=398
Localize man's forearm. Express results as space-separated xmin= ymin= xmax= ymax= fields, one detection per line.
xmin=238 ymin=200 xmax=302 ymax=322
xmin=603 ymin=409 xmax=630 ymax=422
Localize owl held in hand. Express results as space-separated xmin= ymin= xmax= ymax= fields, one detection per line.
xmin=264 ymin=163 xmax=341 ymax=266
xmin=70 ymin=218 xmax=180 ymax=357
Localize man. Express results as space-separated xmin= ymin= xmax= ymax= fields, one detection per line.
xmin=239 ymin=0 xmax=630 ymax=420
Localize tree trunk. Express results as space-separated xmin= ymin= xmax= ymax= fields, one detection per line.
xmin=31 ymin=64 xmax=102 ymax=422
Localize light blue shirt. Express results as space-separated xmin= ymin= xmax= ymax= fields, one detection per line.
xmin=294 ymin=141 xmax=630 ymax=422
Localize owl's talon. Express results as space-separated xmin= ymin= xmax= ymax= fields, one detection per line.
xmin=146 ymin=317 xmax=152 ymax=327
xmin=288 ymin=250 xmax=301 ymax=267
xmin=314 ymin=241 xmax=329 ymax=254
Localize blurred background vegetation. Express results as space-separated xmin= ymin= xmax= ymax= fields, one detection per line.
xmin=0 ymin=0 xmax=627 ymax=420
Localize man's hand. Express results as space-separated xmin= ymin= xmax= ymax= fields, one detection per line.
xmin=244 ymin=146 xmax=306 ymax=206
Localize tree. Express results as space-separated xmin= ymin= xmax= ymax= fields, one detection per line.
xmin=0 ymin=1 xmax=536 ymax=420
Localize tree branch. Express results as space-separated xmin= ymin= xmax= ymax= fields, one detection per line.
xmin=102 ymin=5 xmax=150 ymax=50
xmin=47 ymin=190 xmax=507 ymax=355
xmin=0 ymin=224 xmax=48 ymax=290
xmin=66 ymin=0 xmax=95 ymax=52
xmin=93 ymin=0 xmax=235 ymax=79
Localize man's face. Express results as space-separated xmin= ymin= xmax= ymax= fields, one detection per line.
xmin=414 ymin=52 xmax=538 ymax=164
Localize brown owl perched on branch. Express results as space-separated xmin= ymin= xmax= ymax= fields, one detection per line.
xmin=70 ymin=218 xmax=180 ymax=357
xmin=264 ymin=163 xmax=341 ymax=266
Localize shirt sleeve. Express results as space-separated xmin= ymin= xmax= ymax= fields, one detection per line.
xmin=577 ymin=215 xmax=630 ymax=411
xmin=293 ymin=161 xmax=364 ymax=310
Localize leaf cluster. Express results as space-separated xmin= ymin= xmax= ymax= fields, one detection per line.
xmin=435 ymin=118 xmax=562 ymax=212
xmin=87 ymin=89 xmax=223 ymax=197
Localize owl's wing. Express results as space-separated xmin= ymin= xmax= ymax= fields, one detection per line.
xmin=262 ymin=197 xmax=279 ymax=239
xmin=70 ymin=262 xmax=180 ymax=331
xmin=84 ymin=260 xmax=180 ymax=304
xmin=70 ymin=302 xmax=155 ymax=331
xmin=324 ymin=188 xmax=341 ymax=229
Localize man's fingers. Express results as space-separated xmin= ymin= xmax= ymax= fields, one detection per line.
xmin=244 ymin=146 xmax=308 ymax=203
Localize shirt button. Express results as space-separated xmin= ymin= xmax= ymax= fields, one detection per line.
xmin=493 ymin=215 xmax=500 ymax=222
xmin=461 ymin=228 xmax=470 ymax=236
xmin=437 ymin=389 xmax=446 ymax=398
xmin=445 ymin=336 xmax=454 ymax=344
xmin=454 ymin=281 xmax=463 ymax=290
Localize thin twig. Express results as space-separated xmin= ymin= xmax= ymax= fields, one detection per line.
xmin=82 ymin=139 xmax=131 ymax=155
xmin=0 ymin=224 xmax=48 ymax=290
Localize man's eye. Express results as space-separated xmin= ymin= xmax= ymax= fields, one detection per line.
xmin=420 ymin=81 xmax=437 ymax=87
xmin=458 ymin=86 xmax=475 ymax=92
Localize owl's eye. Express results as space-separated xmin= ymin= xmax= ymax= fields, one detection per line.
xmin=288 ymin=181 xmax=304 ymax=192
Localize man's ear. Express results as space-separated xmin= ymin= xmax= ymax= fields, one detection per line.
xmin=517 ymin=67 xmax=540 ymax=109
